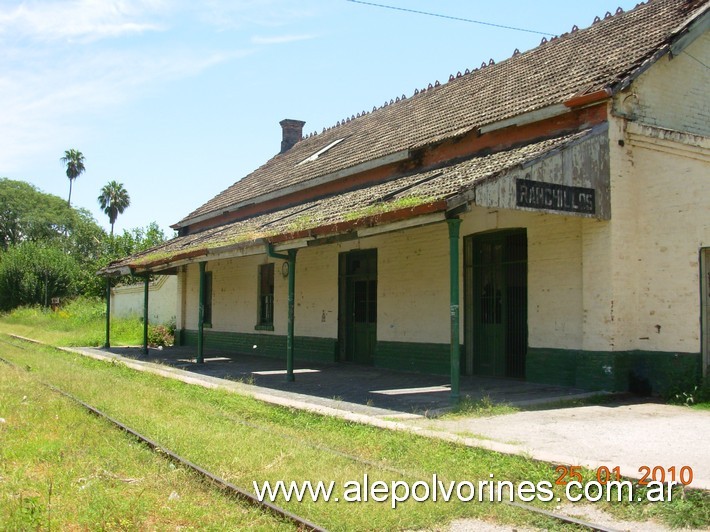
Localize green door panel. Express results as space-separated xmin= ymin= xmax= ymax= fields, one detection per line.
xmin=342 ymin=250 xmax=377 ymax=365
xmin=473 ymin=240 xmax=506 ymax=376
xmin=465 ymin=231 xmax=527 ymax=378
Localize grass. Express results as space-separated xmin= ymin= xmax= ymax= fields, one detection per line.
xmin=285 ymin=214 xmax=316 ymax=233
xmin=0 ymin=337 xmax=563 ymax=531
xmin=440 ymin=393 xmax=617 ymax=419
xmin=441 ymin=395 xmax=519 ymax=418
xmin=1 ymin=300 xmax=709 ymax=530
xmin=1 ymin=336 xmax=708 ymax=530
xmin=669 ymin=380 xmax=710 ymax=410
xmin=0 ymin=298 xmax=145 ymax=347
xmin=0 ymin=357 xmax=291 ymax=530
xmin=343 ymin=195 xmax=435 ymax=222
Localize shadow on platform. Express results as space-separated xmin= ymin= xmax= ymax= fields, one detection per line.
xmin=98 ymin=345 xmax=599 ymax=415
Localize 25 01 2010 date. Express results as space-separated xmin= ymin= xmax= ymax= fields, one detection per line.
xmin=555 ymin=465 xmax=693 ymax=486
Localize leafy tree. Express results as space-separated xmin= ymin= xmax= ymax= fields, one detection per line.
xmin=66 ymin=207 xmax=108 ymax=262
xmin=0 ymin=178 xmax=111 ymax=299
xmin=98 ymin=181 xmax=131 ymax=236
xmin=110 ymin=222 xmax=167 ymax=258
xmin=0 ymin=178 xmax=102 ymax=251
xmin=60 ymin=149 xmax=86 ymax=206
xmin=0 ymin=178 xmax=169 ymax=305
xmin=0 ymin=242 xmax=80 ymax=310
xmin=68 ymin=208 xmax=114 ymax=297
xmin=87 ymin=222 xmax=170 ymax=294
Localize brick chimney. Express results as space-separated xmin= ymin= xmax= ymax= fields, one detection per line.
xmin=280 ymin=119 xmax=306 ymax=153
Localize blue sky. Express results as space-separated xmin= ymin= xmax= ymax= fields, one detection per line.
xmin=1 ymin=0 xmax=642 ymax=236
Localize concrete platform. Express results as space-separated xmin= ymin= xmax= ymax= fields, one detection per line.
xmin=95 ymin=345 xmax=595 ymax=414
xmin=70 ymin=344 xmax=710 ymax=491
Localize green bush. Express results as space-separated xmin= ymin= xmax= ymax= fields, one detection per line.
xmin=147 ymin=324 xmax=174 ymax=347
xmin=0 ymin=242 xmax=80 ymax=310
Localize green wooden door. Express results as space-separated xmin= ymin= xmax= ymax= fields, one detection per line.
xmin=473 ymin=237 xmax=506 ymax=376
xmin=465 ymin=231 xmax=527 ymax=378
xmin=342 ymin=250 xmax=377 ymax=365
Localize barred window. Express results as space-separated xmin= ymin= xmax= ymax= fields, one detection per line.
xmin=257 ymin=263 xmax=274 ymax=328
xmin=203 ymin=271 xmax=213 ymax=326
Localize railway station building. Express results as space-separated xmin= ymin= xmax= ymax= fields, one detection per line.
xmin=102 ymin=0 xmax=710 ymax=397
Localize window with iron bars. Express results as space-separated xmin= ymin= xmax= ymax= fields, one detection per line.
xmin=257 ymin=263 xmax=274 ymax=329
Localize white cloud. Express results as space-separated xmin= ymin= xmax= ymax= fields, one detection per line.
xmin=0 ymin=0 xmax=320 ymax=172
xmin=0 ymin=0 xmax=166 ymax=42
xmin=199 ymin=0 xmax=320 ymax=31
xmin=251 ymin=33 xmax=316 ymax=45
xmin=0 ymin=45 xmax=250 ymax=171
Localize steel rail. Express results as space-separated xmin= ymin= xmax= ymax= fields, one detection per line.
xmin=1 ymin=336 xmax=625 ymax=531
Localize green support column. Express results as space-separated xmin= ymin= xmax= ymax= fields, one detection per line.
xmin=447 ymin=218 xmax=462 ymax=403
xmin=104 ymin=277 xmax=111 ymax=348
xmin=142 ymin=274 xmax=149 ymax=355
xmin=197 ymin=262 xmax=206 ymax=364
xmin=286 ymin=249 xmax=297 ymax=382
xmin=267 ymin=243 xmax=298 ymax=383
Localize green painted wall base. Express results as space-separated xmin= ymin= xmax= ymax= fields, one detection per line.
xmin=175 ymin=330 xmax=701 ymax=396
xmin=178 ymin=329 xmax=337 ymax=364
xmin=375 ymin=341 xmax=464 ymax=375
xmin=376 ymin=341 xmax=447 ymax=375
xmin=527 ymin=348 xmax=702 ymax=396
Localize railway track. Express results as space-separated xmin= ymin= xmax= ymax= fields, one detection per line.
xmin=0 ymin=342 xmax=326 ymax=532
xmin=0 ymin=335 xmax=623 ymax=531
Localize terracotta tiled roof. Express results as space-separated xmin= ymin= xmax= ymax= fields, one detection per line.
xmin=176 ymin=0 xmax=706 ymax=227
xmin=105 ymin=129 xmax=593 ymax=273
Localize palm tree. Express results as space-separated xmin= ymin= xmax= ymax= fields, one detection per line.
xmin=98 ymin=181 xmax=131 ymax=237
xmin=60 ymin=149 xmax=85 ymax=206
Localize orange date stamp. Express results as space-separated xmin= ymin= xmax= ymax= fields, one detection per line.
xmin=555 ymin=465 xmax=694 ymax=486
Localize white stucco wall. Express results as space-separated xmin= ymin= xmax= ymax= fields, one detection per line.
xmin=179 ymin=210 xmax=587 ymax=351
xmin=111 ymin=275 xmax=177 ymax=325
xmin=183 ymin=255 xmax=278 ymax=333
xmin=367 ymin=223 xmax=450 ymax=344
xmin=180 ymin=224 xmax=450 ymax=343
xmin=603 ymin=119 xmax=710 ymax=353
xmin=615 ymin=33 xmax=710 ymax=137
xmin=594 ymin=30 xmax=710 ymax=354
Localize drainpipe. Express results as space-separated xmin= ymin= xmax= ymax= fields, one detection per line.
xmin=104 ymin=277 xmax=111 ymax=348
xmin=447 ymin=218 xmax=462 ymax=403
xmin=267 ymin=244 xmax=297 ymax=382
xmin=197 ymin=262 xmax=206 ymax=364
xmin=142 ymin=274 xmax=149 ymax=355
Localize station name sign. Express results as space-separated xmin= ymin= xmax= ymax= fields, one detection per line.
xmin=516 ymin=178 xmax=595 ymax=214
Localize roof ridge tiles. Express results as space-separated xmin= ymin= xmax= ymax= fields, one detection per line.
xmin=308 ymin=92 xmax=415 ymax=139
xmin=315 ymin=0 xmax=669 ymax=145
xmin=299 ymin=0 xmax=645 ymax=142
xmin=430 ymin=0 xmax=643 ymax=91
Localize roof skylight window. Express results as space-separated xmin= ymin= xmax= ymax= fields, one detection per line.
xmin=297 ymin=138 xmax=345 ymax=166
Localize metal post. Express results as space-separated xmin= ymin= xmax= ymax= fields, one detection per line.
xmin=447 ymin=218 xmax=462 ymax=403
xmin=286 ymin=249 xmax=297 ymax=382
xmin=142 ymin=274 xmax=149 ymax=355
xmin=104 ymin=277 xmax=111 ymax=348
xmin=197 ymin=262 xmax=205 ymax=364
xmin=266 ymin=243 xmax=298 ymax=383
